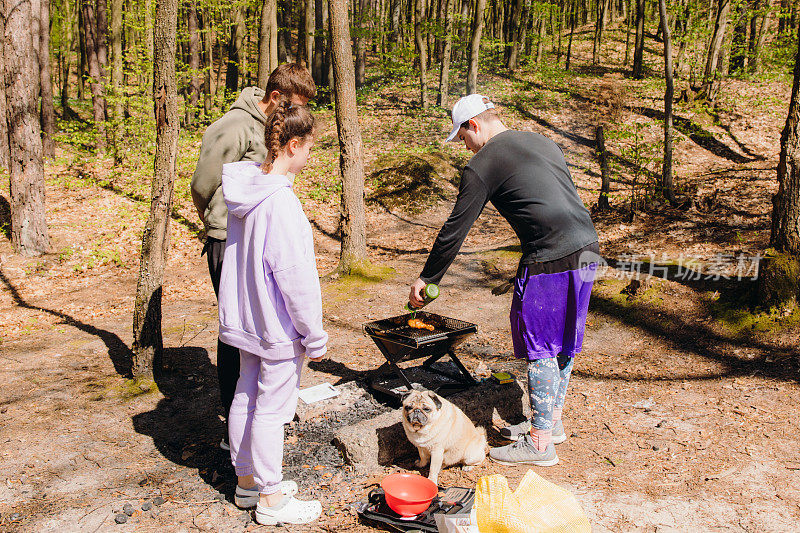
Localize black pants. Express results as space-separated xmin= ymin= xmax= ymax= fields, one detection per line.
xmin=204 ymin=237 xmax=240 ymax=420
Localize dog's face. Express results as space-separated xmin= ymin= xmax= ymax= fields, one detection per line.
xmin=402 ymin=390 xmax=443 ymax=431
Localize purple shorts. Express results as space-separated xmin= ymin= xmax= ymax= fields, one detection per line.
xmin=509 ymin=264 xmax=596 ymax=361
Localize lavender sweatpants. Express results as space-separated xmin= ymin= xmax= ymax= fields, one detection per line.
xmin=228 ymin=349 xmax=303 ymax=495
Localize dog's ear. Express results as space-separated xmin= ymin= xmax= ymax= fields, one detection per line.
xmin=428 ymin=391 xmax=442 ymax=410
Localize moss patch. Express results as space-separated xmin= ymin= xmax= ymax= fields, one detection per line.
xmin=757 ymin=249 xmax=800 ymax=312
xmin=115 ymin=376 xmax=159 ymax=400
xmin=708 ymin=288 xmax=800 ymax=335
xmin=323 ymin=264 xmax=396 ymax=304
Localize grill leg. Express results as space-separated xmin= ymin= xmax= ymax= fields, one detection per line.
xmin=447 ymin=351 xmax=478 ymax=384
xmin=422 ymin=351 xmax=477 ymax=385
xmin=368 ymin=340 xmax=415 ymax=395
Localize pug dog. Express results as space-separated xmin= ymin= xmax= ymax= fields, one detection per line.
xmin=401 ymin=389 xmax=488 ymax=484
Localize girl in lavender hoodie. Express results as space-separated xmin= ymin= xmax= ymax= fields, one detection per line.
xmin=218 ymin=101 xmax=326 ymax=526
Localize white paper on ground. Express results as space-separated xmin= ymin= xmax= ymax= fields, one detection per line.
xmin=298 ymin=382 xmax=340 ymax=404
xmin=434 ymin=508 xmax=479 ymax=533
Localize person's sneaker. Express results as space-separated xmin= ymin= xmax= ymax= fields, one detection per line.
xmin=552 ymin=419 xmax=566 ymax=444
xmin=499 ymin=420 xmax=567 ymax=444
xmin=499 ymin=420 xmax=530 ymax=441
xmin=255 ymin=495 xmax=322 ymax=525
xmin=489 ymin=435 xmax=559 ymax=466
xmin=234 ymin=481 xmax=299 ymax=508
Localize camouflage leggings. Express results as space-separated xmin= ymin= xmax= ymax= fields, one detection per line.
xmin=527 ymin=353 xmax=574 ymax=430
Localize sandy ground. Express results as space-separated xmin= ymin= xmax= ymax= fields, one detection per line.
xmin=2 ymin=33 xmax=800 ymax=531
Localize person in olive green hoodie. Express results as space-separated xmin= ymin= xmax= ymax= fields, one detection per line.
xmin=191 ymin=63 xmax=316 ymax=450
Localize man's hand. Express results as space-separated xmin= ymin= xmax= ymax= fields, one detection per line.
xmin=408 ymin=278 xmax=427 ymax=309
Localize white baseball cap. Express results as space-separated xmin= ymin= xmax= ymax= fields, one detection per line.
xmin=445 ymin=94 xmax=496 ymax=142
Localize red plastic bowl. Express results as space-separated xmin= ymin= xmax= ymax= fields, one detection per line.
xmin=380 ymin=473 xmax=438 ymax=517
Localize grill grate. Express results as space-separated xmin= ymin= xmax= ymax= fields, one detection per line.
xmin=363 ymin=311 xmax=477 ymax=348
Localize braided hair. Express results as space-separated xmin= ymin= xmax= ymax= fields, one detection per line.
xmin=264 ymin=100 xmax=315 ymax=170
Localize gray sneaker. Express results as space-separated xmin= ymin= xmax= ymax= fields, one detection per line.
xmin=553 ymin=420 xmax=566 ymax=444
xmin=499 ymin=420 xmax=530 ymax=440
xmin=489 ymin=435 xmax=559 ymax=466
xmin=499 ymin=420 xmax=567 ymax=444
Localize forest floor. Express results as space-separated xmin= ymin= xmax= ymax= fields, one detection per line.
xmin=2 ymin=26 xmax=800 ymax=532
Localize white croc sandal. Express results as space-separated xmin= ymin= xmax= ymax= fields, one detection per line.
xmin=255 ymin=495 xmax=322 ymax=525
xmin=234 ymin=480 xmax=299 ymax=509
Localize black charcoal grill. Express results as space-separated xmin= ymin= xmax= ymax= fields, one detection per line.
xmin=363 ymin=311 xmax=478 ymax=401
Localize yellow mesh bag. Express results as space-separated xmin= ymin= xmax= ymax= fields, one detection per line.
xmin=475 ymin=470 xmax=591 ymax=533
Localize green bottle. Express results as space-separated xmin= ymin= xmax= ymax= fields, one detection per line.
xmin=404 ymin=283 xmax=439 ymax=313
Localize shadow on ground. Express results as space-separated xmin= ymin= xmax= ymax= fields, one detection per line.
xmin=132 ymin=346 xmax=232 ymax=495
xmin=0 ymin=267 xmax=133 ymax=376
xmin=583 ymin=282 xmax=799 ymax=383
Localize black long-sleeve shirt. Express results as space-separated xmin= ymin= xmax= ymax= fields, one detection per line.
xmin=420 ymin=130 xmax=598 ymax=284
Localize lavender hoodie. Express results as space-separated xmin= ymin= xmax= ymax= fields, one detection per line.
xmin=218 ymin=161 xmax=327 ymax=361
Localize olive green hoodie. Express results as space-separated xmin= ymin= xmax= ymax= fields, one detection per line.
xmin=191 ymin=87 xmax=269 ymax=240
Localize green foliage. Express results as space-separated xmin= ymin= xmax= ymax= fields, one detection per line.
xmin=606 ymin=121 xmax=664 ymax=216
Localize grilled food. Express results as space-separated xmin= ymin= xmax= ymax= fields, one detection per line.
xmin=408 ymin=318 xmax=435 ymax=331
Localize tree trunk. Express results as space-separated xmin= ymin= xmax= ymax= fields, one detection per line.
xmin=632 ymin=0 xmax=645 ymax=78
xmin=225 ymin=5 xmax=244 ymax=95
xmin=39 ymin=0 xmax=56 ymax=159
xmin=704 ymin=0 xmax=730 ymax=82
xmin=109 ymin=0 xmax=123 ymax=159
xmin=278 ymin=0 xmax=291 ymax=62
xmin=748 ymin=1 xmax=767 ymax=74
xmin=96 ymin=0 xmax=109 ymax=79
xmin=145 ymin=0 xmax=153 ymax=91
xmin=4 ymin=0 xmax=51 ymax=255
xmin=466 ymin=0 xmax=486 ymax=94
xmin=313 ymin=0 xmax=326 ymax=84
xmin=0 ymin=2 xmax=7 ymax=171
xmin=414 ymin=0 xmax=428 ymax=107
xmin=328 ymin=0 xmax=369 ymax=273
xmin=624 ymin=0 xmax=632 ymax=65
xmin=567 ymin=0 xmax=576 ymax=70
xmin=78 ymin=1 xmax=86 ymax=100
xmin=300 ymin=0 xmax=314 ymax=67
xmin=658 ymin=0 xmax=676 ymax=204
xmin=532 ymin=14 xmax=542 ymax=63
xmin=760 ymin=21 xmax=800 ymax=311
xmin=132 ymin=0 xmax=180 ymax=376
xmin=60 ymin=0 xmax=76 ymax=110
xmin=730 ymin=0 xmax=748 ymax=73
xmin=779 ymin=0 xmax=789 ymax=34
xmin=592 ymin=0 xmax=607 ymax=65
xmin=506 ymin=0 xmax=525 ymax=70
xmin=437 ymin=0 xmax=453 ymax=106
xmin=388 ymin=0 xmax=400 ymax=52
xmin=355 ymin=0 xmax=367 ymax=87
xmin=257 ymin=0 xmax=278 ymax=87
xmin=81 ymin=0 xmax=107 ymax=150
xmin=185 ymin=0 xmax=201 ymax=126
xmin=596 ymin=125 xmax=611 ymax=210
xmin=457 ymin=0 xmax=470 ymax=62
xmin=202 ymin=10 xmax=213 ymax=116
xmin=772 ymin=23 xmax=800 ymax=256
xmin=427 ymin=0 xmax=436 ymax=66
xmin=557 ymin=2 xmax=563 ymax=63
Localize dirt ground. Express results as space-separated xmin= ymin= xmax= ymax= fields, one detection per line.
xmin=3 ymin=36 xmax=800 ymax=531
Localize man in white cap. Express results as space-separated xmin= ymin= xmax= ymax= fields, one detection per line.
xmin=408 ymin=94 xmax=600 ymax=467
